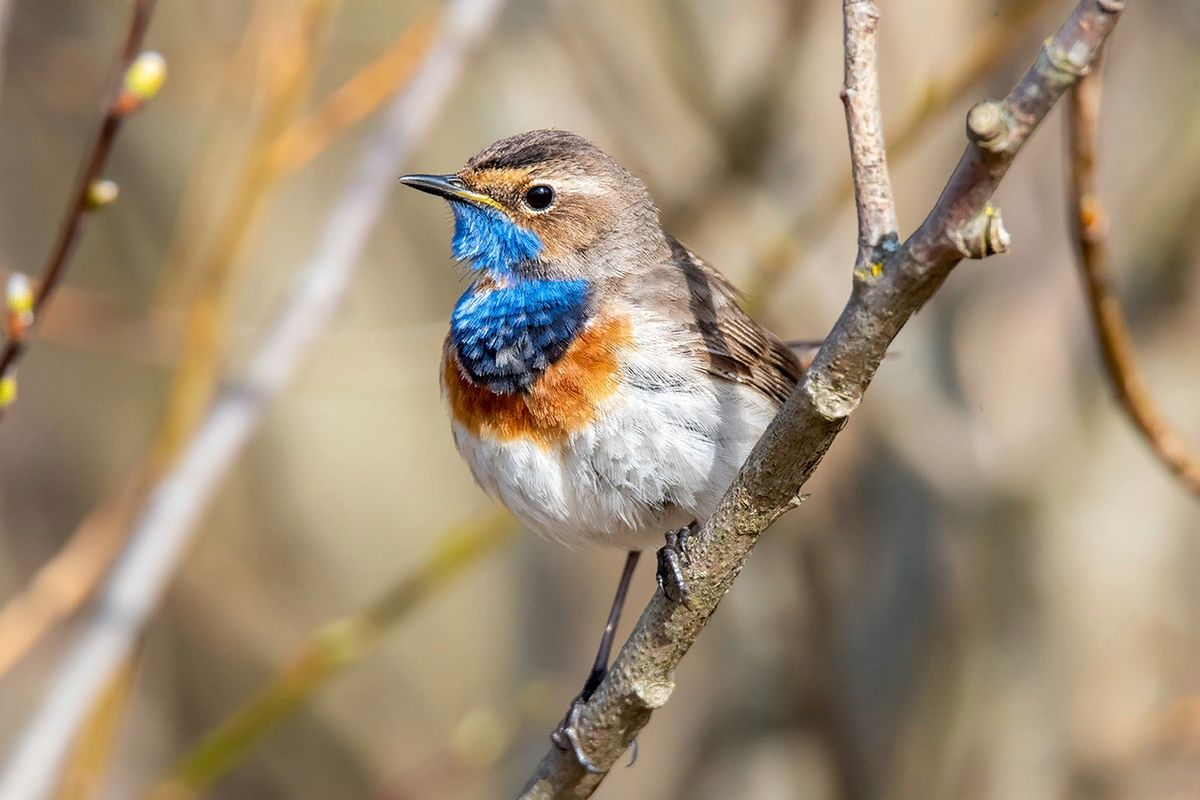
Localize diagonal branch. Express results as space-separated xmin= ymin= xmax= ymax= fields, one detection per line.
xmin=517 ymin=1 xmax=1124 ymax=797
xmin=841 ymin=0 xmax=898 ymax=270
xmin=0 ymin=0 xmax=507 ymax=797
xmin=1066 ymin=53 xmax=1200 ymax=498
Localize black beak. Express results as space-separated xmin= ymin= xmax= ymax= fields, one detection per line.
xmin=399 ymin=173 xmax=497 ymax=208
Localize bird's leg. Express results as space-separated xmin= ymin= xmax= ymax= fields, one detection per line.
xmin=656 ymin=521 xmax=698 ymax=606
xmin=552 ymin=548 xmax=641 ymax=772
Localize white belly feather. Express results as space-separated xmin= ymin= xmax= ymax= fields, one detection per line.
xmin=448 ymin=333 xmax=779 ymax=550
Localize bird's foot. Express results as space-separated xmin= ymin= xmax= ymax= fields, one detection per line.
xmin=551 ymin=692 xmax=639 ymax=771
xmin=551 ymin=696 xmax=606 ymax=773
xmin=656 ymin=525 xmax=693 ymax=606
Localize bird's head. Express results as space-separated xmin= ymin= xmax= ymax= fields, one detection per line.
xmin=400 ymin=129 xmax=662 ymax=282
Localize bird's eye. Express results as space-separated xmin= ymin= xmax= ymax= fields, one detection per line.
xmin=525 ymin=185 xmax=554 ymax=210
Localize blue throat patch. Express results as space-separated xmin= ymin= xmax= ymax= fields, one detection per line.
xmin=450 ymin=201 xmax=543 ymax=275
xmin=447 ymin=200 xmax=590 ymax=394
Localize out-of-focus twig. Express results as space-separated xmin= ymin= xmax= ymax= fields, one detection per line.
xmin=742 ymin=0 xmax=1059 ymax=311
xmin=0 ymin=0 xmax=15 ymax=108
xmin=1066 ymin=55 xmax=1200 ymax=498
xmin=517 ymin=2 xmax=1122 ymax=796
xmin=0 ymin=465 xmax=151 ymax=678
xmin=0 ymin=0 xmax=339 ymax=684
xmin=52 ymin=647 xmax=143 ymax=800
xmin=0 ymin=0 xmax=508 ymax=796
xmin=41 ymin=3 xmax=343 ymax=793
xmin=270 ymin=8 xmax=438 ymax=175
xmin=141 ymin=512 xmax=515 ymax=800
xmin=155 ymin=0 xmax=341 ymax=460
xmin=0 ymin=0 xmax=162 ymax=419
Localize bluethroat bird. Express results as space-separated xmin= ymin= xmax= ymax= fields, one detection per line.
xmin=401 ymin=130 xmax=809 ymax=765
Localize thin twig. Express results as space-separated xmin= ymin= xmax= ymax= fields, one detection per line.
xmin=270 ymin=8 xmax=438 ymax=175
xmin=154 ymin=0 xmax=341 ymax=460
xmin=742 ymin=0 xmax=1059 ymax=311
xmin=0 ymin=0 xmax=340 ymax=683
xmin=0 ymin=0 xmax=158 ymax=418
xmin=517 ymin=1 xmax=1123 ymax=796
xmin=1066 ymin=52 xmax=1200 ymax=497
xmin=841 ymin=0 xmax=899 ymax=269
xmin=52 ymin=645 xmax=144 ymax=800
xmin=0 ymin=0 xmax=507 ymax=797
xmin=0 ymin=467 xmax=151 ymax=678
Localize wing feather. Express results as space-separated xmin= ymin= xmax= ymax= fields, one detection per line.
xmin=666 ymin=236 xmax=802 ymax=406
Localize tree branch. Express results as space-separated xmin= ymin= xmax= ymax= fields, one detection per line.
xmin=0 ymin=0 xmax=160 ymax=418
xmin=743 ymin=0 xmax=1062 ymax=311
xmin=0 ymin=1 xmax=507 ymax=797
xmin=517 ymin=1 xmax=1124 ymax=797
xmin=1065 ymin=52 xmax=1200 ymax=498
xmin=841 ymin=0 xmax=898 ymax=269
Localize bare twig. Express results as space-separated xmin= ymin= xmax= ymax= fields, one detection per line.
xmin=52 ymin=646 xmax=144 ymax=800
xmin=154 ymin=0 xmax=340 ymax=459
xmin=0 ymin=0 xmax=339 ymax=683
xmin=841 ymin=0 xmax=899 ymax=269
xmin=743 ymin=0 xmax=1059 ymax=311
xmin=0 ymin=466 xmax=151 ymax=678
xmin=0 ymin=0 xmax=507 ymax=796
xmin=270 ymin=8 xmax=438 ymax=175
xmin=1066 ymin=54 xmax=1200 ymax=497
xmin=517 ymin=2 xmax=1123 ymax=796
xmin=0 ymin=0 xmax=159 ymax=418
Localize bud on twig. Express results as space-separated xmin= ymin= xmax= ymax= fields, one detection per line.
xmin=0 ymin=376 xmax=15 ymax=409
xmin=5 ymin=273 xmax=33 ymax=343
xmin=87 ymin=179 xmax=120 ymax=209
xmin=114 ymin=51 xmax=166 ymax=115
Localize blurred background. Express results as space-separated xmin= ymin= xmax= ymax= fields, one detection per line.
xmin=0 ymin=0 xmax=1198 ymax=798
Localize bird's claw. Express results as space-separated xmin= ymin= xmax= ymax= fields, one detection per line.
xmin=551 ymin=699 xmax=606 ymax=773
xmin=656 ymin=526 xmax=692 ymax=607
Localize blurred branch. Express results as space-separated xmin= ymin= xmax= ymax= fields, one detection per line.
xmin=0 ymin=465 xmax=151 ymax=678
xmin=151 ymin=0 xmax=280 ymax=309
xmin=154 ymin=0 xmax=340 ymax=460
xmin=517 ymin=1 xmax=1122 ymax=796
xmin=142 ymin=512 xmax=515 ymax=800
xmin=271 ymin=8 xmax=438 ymax=175
xmin=0 ymin=0 xmax=339 ymax=684
xmin=0 ymin=0 xmax=508 ymax=796
xmin=1066 ymin=54 xmax=1200 ymax=498
xmin=52 ymin=646 xmax=144 ymax=800
xmin=743 ymin=0 xmax=1059 ymax=311
xmin=0 ymin=0 xmax=161 ymax=418
xmin=41 ymin=3 xmax=343 ymax=793
xmin=0 ymin=0 xmax=14 ymax=107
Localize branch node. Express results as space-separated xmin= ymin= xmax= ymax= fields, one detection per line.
xmin=952 ymin=203 xmax=1010 ymax=259
xmin=633 ymin=680 xmax=674 ymax=710
xmin=1040 ymin=36 xmax=1092 ymax=88
xmin=86 ymin=180 xmax=120 ymax=210
xmin=966 ymin=100 xmax=1014 ymax=153
xmin=803 ymin=372 xmax=860 ymax=421
xmin=1096 ymin=0 xmax=1126 ymax=14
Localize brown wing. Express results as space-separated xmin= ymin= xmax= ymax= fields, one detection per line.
xmin=666 ymin=235 xmax=802 ymax=406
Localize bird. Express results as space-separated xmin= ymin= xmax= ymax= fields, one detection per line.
xmin=400 ymin=129 xmax=807 ymax=768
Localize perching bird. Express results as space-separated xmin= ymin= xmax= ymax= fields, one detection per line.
xmin=401 ymin=129 xmax=806 ymax=767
